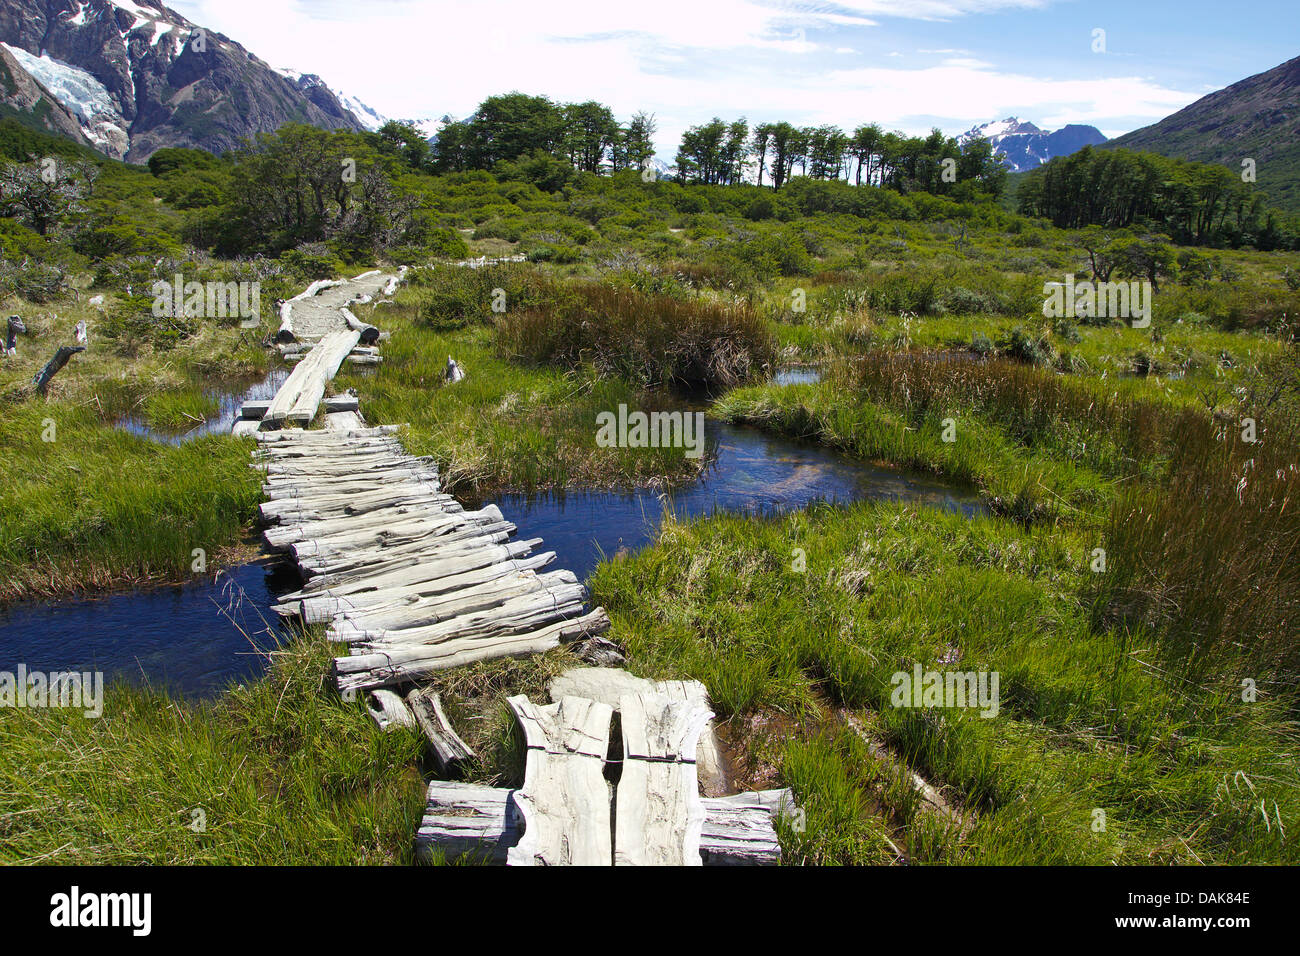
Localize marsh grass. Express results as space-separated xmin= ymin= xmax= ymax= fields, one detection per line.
xmin=1096 ymin=409 xmax=1300 ymax=687
xmin=497 ymin=281 xmax=777 ymax=389
xmin=0 ymin=632 xmax=425 ymax=864
xmin=0 ymin=403 xmax=260 ymax=600
xmin=590 ymin=500 xmax=1300 ymax=864
xmin=339 ymin=291 xmax=708 ymax=496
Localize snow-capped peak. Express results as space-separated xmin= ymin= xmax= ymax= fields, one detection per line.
xmin=959 ymin=117 xmax=1042 ymax=144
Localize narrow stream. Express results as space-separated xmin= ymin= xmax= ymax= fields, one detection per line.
xmin=0 ymin=561 xmax=297 ymax=698
xmin=5 ymin=368 xmax=984 ymax=696
xmin=492 ymin=415 xmax=984 ymax=582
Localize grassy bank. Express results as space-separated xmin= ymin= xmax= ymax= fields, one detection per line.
xmin=0 ymin=403 xmax=260 ymax=600
xmin=0 ymin=632 xmax=425 ymax=864
xmin=589 ymin=501 xmax=1300 ymax=864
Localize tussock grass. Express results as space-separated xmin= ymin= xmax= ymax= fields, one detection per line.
xmin=837 ymin=351 xmax=1197 ymax=479
xmin=1097 ymin=407 xmax=1300 ymax=687
xmin=339 ymin=291 xmax=706 ymax=496
xmin=0 ymin=633 xmax=425 ymax=864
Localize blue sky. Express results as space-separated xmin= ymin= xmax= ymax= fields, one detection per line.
xmin=170 ymin=0 xmax=1299 ymax=155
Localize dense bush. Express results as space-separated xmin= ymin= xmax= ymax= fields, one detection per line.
xmin=497 ymin=281 xmax=776 ymax=387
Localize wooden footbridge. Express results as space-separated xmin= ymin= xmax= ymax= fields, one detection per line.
xmin=237 ymin=271 xmax=789 ymax=865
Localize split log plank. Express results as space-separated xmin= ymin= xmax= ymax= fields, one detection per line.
xmin=614 ymin=692 xmax=712 ymax=866
xmin=507 ymin=695 xmax=613 ymax=867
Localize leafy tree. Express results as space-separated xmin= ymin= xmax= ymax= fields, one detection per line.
xmin=0 ymin=156 xmax=97 ymax=235
xmin=563 ymin=101 xmax=617 ymax=173
xmin=851 ymin=123 xmax=882 ymax=186
xmin=224 ymin=124 xmax=419 ymax=254
xmin=434 ymin=93 xmax=565 ymax=171
xmin=374 ymin=120 xmax=432 ymax=171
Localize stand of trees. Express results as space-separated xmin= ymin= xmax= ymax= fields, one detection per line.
xmin=679 ymin=118 xmax=1005 ymax=198
xmin=428 ymin=93 xmax=656 ymax=176
xmin=1018 ymin=146 xmax=1284 ymax=248
xmin=419 ymin=93 xmax=1005 ymax=201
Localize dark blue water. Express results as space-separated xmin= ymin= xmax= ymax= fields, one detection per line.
xmin=0 ymin=561 xmax=297 ymax=698
xmin=10 ymin=368 xmax=983 ymax=695
xmin=493 ymin=417 xmax=985 ymax=582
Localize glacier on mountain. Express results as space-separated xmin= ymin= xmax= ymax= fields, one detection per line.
xmin=1 ymin=42 xmax=129 ymax=158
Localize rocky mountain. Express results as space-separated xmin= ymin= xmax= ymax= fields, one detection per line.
xmin=275 ymin=70 xmax=454 ymax=143
xmin=960 ymin=117 xmax=1107 ymax=172
xmin=0 ymin=42 xmax=90 ymax=145
xmin=0 ymin=0 xmax=365 ymax=162
xmin=1103 ymin=55 xmax=1300 ymax=215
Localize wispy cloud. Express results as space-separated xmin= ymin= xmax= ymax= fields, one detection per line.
xmin=170 ymin=0 xmax=1205 ymax=152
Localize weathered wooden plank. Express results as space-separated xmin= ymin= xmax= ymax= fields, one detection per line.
xmin=334 ymin=607 xmax=610 ymax=693
xmin=262 ymin=328 xmax=363 ymax=426
xmin=406 ymin=687 xmax=475 ymax=774
xmin=698 ymin=800 xmax=783 ymax=865
xmin=259 ymin=487 xmax=453 ymax=525
xmin=416 ymin=781 xmax=520 ymax=865
xmin=414 ymin=780 xmax=785 ymax=866
xmin=283 ymin=539 xmax=542 ymax=599
xmin=293 ymin=551 xmax=554 ymax=623
xmin=330 ymin=569 xmax=578 ymax=637
xmin=256 ymin=424 xmax=400 ymax=442
xmin=324 ymin=410 xmax=366 ymax=430
xmin=261 ymin=471 xmax=440 ymax=500
xmin=342 ymin=580 xmax=588 ymax=649
xmin=255 ymin=438 xmax=403 ymax=459
xmin=293 ymin=522 xmax=515 ymax=577
xmin=322 ymin=393 xmax=360 ymax=413
xmin=507 ymin=695 xmax=613 ymax=866
xmin=263 ymin=502 xmax=480 ymax=551
xmin=549 ymin=668 xmax=730 ymax=797
xmin=614 ymin=692 xmax=712 ymax=866
xmin=257 ymin=453 xmax=417 ymax=475
xmin=265 ymin=505 xmax=502 ymax=553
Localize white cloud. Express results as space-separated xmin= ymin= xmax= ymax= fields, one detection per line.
xmin=167 ymin=0 xmax=1203 ymax=154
